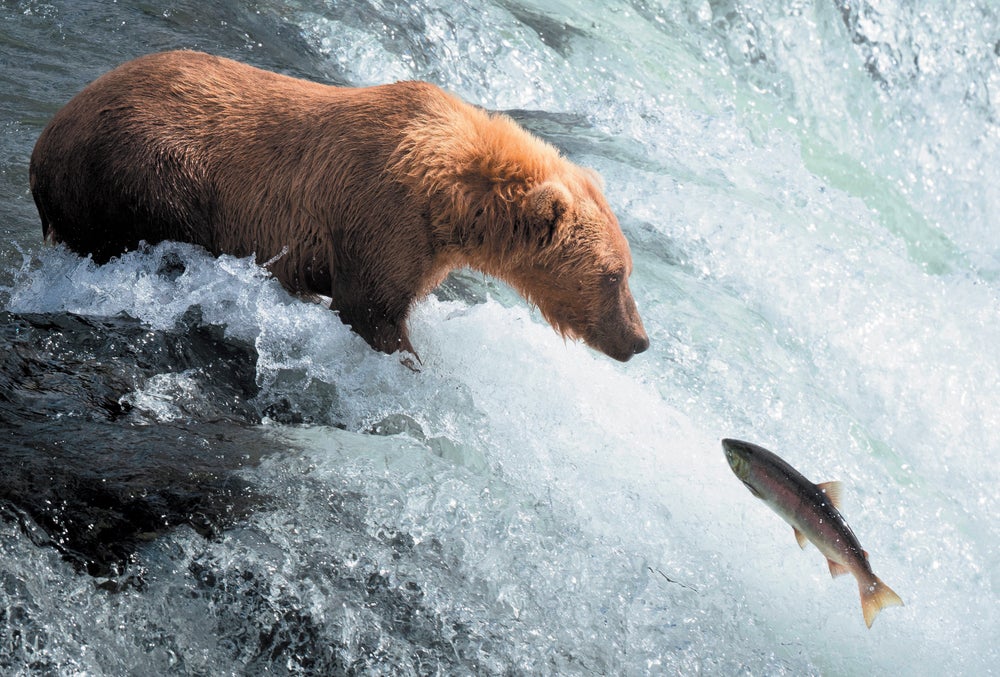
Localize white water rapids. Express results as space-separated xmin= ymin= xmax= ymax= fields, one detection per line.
xmin=0 ymin=1 xmax=997 ymax=674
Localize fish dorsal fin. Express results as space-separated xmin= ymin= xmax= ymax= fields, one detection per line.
xmin=793 ymin=527 xmax=808 ymax=549
xmin=828 ymin=559 xmax=850 ymax=578
xmin=817 ymin=481 xmax=843 ymax=510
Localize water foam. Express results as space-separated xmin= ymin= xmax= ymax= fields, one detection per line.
xmin=3 ymin=0 xmax=999 ymax=673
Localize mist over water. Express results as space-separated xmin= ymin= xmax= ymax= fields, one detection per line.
xmin=1 ymin=1 xmax=997 ymax=674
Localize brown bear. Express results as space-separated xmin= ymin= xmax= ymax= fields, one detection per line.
xmin=30 ymin=50 xmax=649 ymax=361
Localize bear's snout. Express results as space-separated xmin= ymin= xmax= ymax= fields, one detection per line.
xmin=599 ymin=327 xmax=649 ymax=362
xmin=588 ymin=293 xmax=649 ymax=362
xmin=630 ymin=332 xmax=650 ymax=357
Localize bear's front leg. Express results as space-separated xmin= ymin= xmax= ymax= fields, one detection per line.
xmin=333 ymin=298 xmax=418 ymax=360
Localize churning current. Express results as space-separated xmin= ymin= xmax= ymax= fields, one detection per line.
xmin=1 ymin=1 xmax=997 ymax=675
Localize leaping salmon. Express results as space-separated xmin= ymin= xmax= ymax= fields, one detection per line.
xmin=722 ymin=438 xmax=903 ymax=628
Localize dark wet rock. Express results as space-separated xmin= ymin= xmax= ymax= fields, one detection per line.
xmin=0 ymin=421 xmax=271 ymax=581
xmin=494 ymin=1 xmax=588 ymax=56
xmin=0 ymin=308 xmax=260 ymax=425
xmin=0 ymin=310 xmax=272 ymax=579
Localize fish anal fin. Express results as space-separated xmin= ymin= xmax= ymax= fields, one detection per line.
xmin=827 ymin=559 xmax=850 ymax=578
xmin=860 ymin=575 xmax=904 ymax=628
xmin=817 ymin=481 xmax=843 ymax=510
xmin=793 ymin=527 xmax=807 ymax=549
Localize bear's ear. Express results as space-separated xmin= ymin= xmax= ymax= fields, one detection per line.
xmin=523 ymin=181 xmax=572 ymax=244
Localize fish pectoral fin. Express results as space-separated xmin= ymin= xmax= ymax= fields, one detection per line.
xmin=741 ymin=480 xmax=763 ymax=499
xmin=816 ymin=481 xmax=843 ymax=510
xmin=827 ymin=559 xmax=850 ymax=578
xmin=793 ymin=527 xmax=808 ymax=549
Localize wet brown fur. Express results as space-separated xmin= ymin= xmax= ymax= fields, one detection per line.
xmin=30 ymin=50 xmax=648 ymax=360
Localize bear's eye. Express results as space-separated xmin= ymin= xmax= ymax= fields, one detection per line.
xmin=603 ymin=270 xmax=623 ymax=287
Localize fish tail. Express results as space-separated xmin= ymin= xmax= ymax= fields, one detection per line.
xmin=859 ymin=575 xmax=903 ymax=628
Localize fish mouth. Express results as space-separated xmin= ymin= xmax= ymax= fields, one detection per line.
xmin=721 ymin=438 xmax=752 ymax=479
xmin=721 ymin=438 xmax=750 ymax=454
xmin=721 ymin=438 xmax=744 ymax=462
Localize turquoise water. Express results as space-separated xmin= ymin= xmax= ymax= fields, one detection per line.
xmin=1 ymin=1 xmax=997 ymax=674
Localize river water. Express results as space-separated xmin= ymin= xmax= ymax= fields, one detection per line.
xmin=1 ymin=1 xmax=997 ymax=674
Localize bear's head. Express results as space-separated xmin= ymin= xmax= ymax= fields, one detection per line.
xmin=504 ymin=175 xmax=649 ymax=362
xmin=390 ymin=91 xmax=649 ymax=361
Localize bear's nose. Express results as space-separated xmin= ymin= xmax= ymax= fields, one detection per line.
xmin=632 ymin=333 xmax=650 ymax=355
